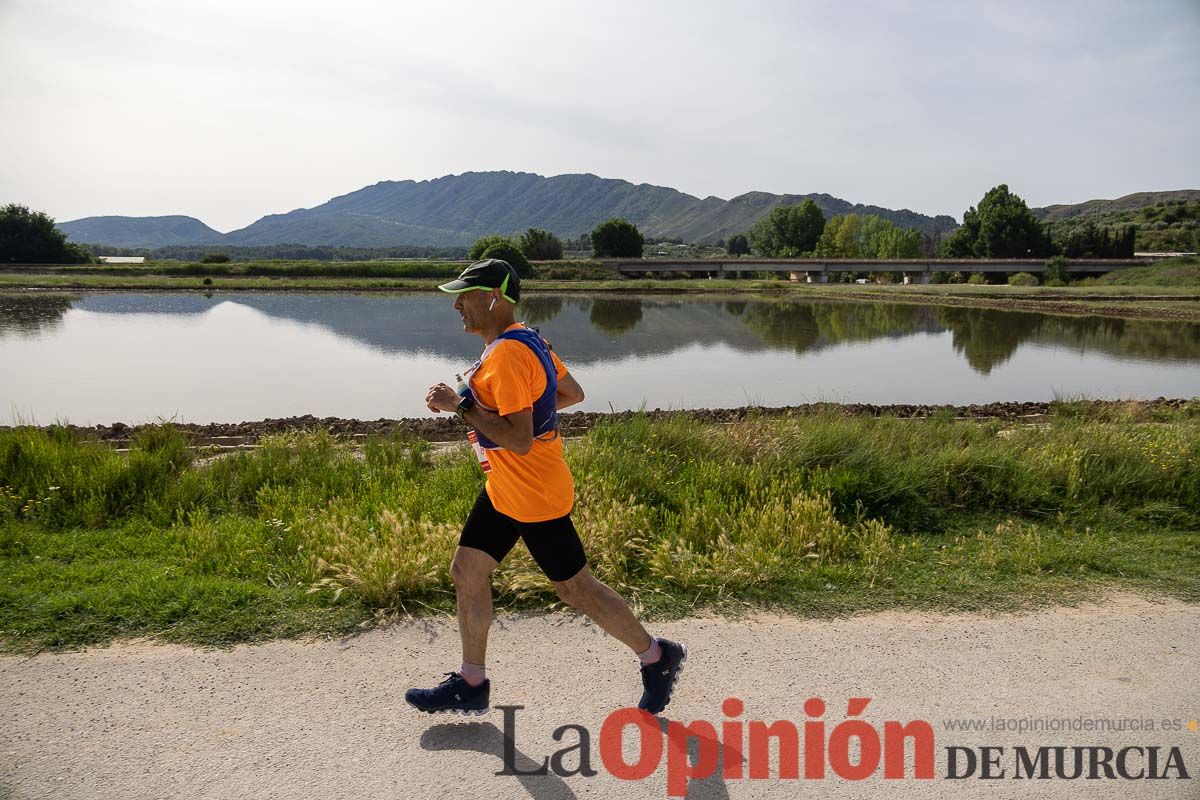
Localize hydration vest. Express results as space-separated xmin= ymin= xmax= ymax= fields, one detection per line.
xmin=465 ymin=326 xmax=558 ymax=451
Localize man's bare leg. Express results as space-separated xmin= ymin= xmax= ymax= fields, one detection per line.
xmin=450 ymin=546 xmax=498 ymax=674
xmin=553 ymin=566 xmax=688 ymax=713
xmin=552 ymin=566 xmax=653 ymax=653
xmin=404 ymin=545 xmax=497 ymax=714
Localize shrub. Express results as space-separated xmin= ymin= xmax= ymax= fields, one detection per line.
xmin=591 ymin=218 xmax=645 ymax=258
xmin=534 ymin=264 xmax=615 ymax=280
xmin=466 ymin=235 xmax=532 ymax=277
xmin=200 ymin=253 xmax=231 ymax=264
xmin=518 ymin=228 xmax=563 ymax=261
xmin=726 ymin=234 xmax=751 ymax=255
xmin=748 ymin=201 xmax=825 ymax=257
xmin=0 ymin=204 xmax=94 ymax=263
xmin=1044 ymin=255 xmax=1070 ymax=284
xmin=967 ymin=273 xmax=987 ymax=285
xmin=468 ymin=234 xmax=511 ymax=261
xmin=1008 ymin=271 xmax=1039 ymax=286
xmin=480 ymin=240 xmax=533 ymax=278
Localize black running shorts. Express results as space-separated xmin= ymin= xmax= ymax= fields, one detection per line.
xmin=458 ymin=488 xmax=588 ymax=582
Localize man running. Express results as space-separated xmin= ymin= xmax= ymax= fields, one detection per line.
xmin=405 ymin=258 xmax=687 ymax=716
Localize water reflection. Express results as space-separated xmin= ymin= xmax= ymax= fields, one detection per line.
xmin=5 ymin=292 xmax=1200 ymax=369
xmin=589 ymin=298 xmax=644 ymax=335
xmin=3 ymin=292 xmax=1198 ymax=373
xmin=1040 ymin=314 xmax=1200 ymax=362
xmin=520 ymin=296 xmax=563 ymax=326
xmin=0 ymin=294 xmax=74 ymax=337
xmin=740 ymin=301 xmax=821 ymax=353
xmin=938 ymin=307 xmax=1046 ymax=375
xmin=1 ymin=291 xmax=1197 ymax=423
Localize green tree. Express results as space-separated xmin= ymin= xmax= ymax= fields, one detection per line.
xmin=830 ymin=214 xmax=865 ymax=258
xmin=726 ymin=233 xmax=750 ymax=255
xmin=1044 ymin=255 xmax=1070 ymax=284
xmin=748 ymin=200 xmax=825 ymax=257
xmin=200 ymin=253 xmax=231 ymax=263
xmin=481 ymin=241 xmax=532 ymax=278
xmin=814 ymin=213 xmax=921 ymax=259
xmin=873 ymin=225 xmax=922 ymax=258
xmin=518 ymin=228 xmax=564 ymax=261
xmin=0 ymin=204 xmax=94 ymax=263
xmin=814 ymin=215 xmax=844 ymax=257
xmin=591 ymin=218 xmax=644 ymax=258
xmin=468 ymin=234 xmax=513 ymax=261
xmin=939 ymin=185 xmax=1053 ymax=258
xmin=1057 ymin=222 xmax=1136 ymax=258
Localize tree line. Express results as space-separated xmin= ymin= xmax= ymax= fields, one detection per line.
xmin=467 ymin=219 xmax=646 ymax=275
xmin=3 ymin=186 xmax=1141 ymax=266
xmin=0 ymin=205 xmax=95 ymax=263
xmin=737 ymin=185 xmax=1134 ymax=261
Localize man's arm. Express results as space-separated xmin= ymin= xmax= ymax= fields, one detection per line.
xmin=556 ymin=371 xmax=585 ymax=410
xmin=462 ymin=405 xmax=534 ymax=455
xmin=426 ymin=382 xmax=535 ymax=454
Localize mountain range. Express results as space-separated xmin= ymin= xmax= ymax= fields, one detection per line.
xmin=56 ymin=215 xmax=225 ymax=249
xmin=1033 ymin=190 xmax=1200 ymax=222
xmin=58 ymin=171 xmax=959 ymax=249
xmin=56 ymin=171 xmax=1197 ymax=251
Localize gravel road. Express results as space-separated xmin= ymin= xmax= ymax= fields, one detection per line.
xmin=2 ymin=595 xmax=1197 ymax=799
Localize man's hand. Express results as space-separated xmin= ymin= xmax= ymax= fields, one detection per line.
xmin=426 ymin=383 xmax=460 ymax=413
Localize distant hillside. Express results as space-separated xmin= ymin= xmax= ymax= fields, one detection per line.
xmin=57 ymin=215 xmax=223 ymax=248
xmin=222 ymin=172 xmax=959 ymax=247
xmin=1034 ymin=190 xmax=1200 ymax=254
xmin=58 ymin=171 xmax=958 ymax=249
xmin=1033 ymin=190 xmax=1200 ymax=222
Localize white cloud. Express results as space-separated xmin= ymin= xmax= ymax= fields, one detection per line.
xmin=1 ymin=0 xmax=1197 ymax=230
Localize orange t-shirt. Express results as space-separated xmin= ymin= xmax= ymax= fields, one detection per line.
xmin=468 ymin=323 xmax=574 ymax=522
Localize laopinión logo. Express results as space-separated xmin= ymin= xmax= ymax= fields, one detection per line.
xmin=492 ymin=699 xmax=1193 ymax=797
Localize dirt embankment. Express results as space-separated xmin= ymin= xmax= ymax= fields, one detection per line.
xmin=8 ymin=398 xmax=1195 ymax=446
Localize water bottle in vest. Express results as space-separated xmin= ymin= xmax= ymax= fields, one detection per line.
xmin=457 ymin=373 xmax=492 ymax=473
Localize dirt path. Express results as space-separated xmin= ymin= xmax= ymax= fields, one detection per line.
xmin=2 ymin=595 xmax=1197 ymax=799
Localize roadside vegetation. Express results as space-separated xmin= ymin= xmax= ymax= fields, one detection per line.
xmin=1044 ymin=198 xmax=1200 ymax=255
xmin=2 ymin=403 xmax=1197 ymax=652
xmin=1075 ymin=255 xmax=1200 ymax=287
xmin=0 ymin=254 xmax=1195 ymax=287
xmin=3 ymin=258 xmax=1197 ymax=324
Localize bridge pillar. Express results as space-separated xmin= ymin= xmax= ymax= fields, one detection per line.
xmin=903 ymin=272 xmax=930 ymax=285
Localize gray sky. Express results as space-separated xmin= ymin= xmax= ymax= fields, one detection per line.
xmin=2 ymin=0 xmax=1197 ymax=232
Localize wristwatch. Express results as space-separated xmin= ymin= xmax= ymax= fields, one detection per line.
xmin=455 ymin=395 xmax=476 ymax=417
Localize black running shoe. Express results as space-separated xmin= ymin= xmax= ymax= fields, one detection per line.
xmin=405 ymin=672 xmax=490 ymax=716
xmin=638 ymin=638 xmax=688 ymax=714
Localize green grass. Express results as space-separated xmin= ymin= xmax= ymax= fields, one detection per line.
xmin=1 ymin=271 xmax=1197 ymax=297
xmin=1078 ymin=255 xmax=1200 ymax=287
xmin=2 ymin=257 xmax=1196 ymax=294
xmin=0 ymin=258 xmax=612 ymax=280
xmin=2 ymin=406 xmax=1198 ymax=652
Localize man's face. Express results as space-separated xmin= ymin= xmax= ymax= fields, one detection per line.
xmin=453 ymin=289 xmax=496 ymax=334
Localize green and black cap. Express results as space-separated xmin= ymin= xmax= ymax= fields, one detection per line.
xmin=438 ymin=259 xmax=520 ymax=304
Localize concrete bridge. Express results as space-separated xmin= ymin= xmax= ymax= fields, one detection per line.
xmin=599 ymin=258 xmax=1147 ymax=283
